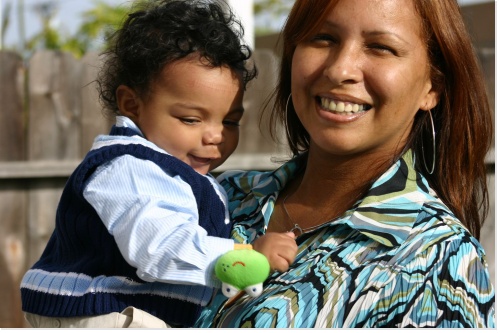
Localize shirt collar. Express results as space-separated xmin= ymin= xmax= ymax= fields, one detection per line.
xmin=115 ymin=116 xmax=144 ymax=136
xmin=346 ymin=151 xmax=434 ymax=247
xmin=250 ymin=150 xmax=436 ymax=247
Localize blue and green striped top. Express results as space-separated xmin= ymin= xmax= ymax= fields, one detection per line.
xmin=195 ymin=150 xmax=495 ymax=328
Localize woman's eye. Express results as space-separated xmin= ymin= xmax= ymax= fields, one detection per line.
xmin=310 ymin=33 xmax=337 ymax=45
xmin=313 ymin=34 xmax=334 ymax=41
xmin=369 ymin=44 xmax=397 ymax=55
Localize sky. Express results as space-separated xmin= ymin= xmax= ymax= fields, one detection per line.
xmin=0 ymin=0 xmax=495 ymax=49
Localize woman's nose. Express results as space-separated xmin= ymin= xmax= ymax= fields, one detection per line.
xmin=323 ymin=43 xmax=362 ymax=85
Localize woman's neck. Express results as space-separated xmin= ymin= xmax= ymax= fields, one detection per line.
xmin=269 ymin=145 xmax=403 ymax=234
xmin=283 ymin=148 xmax=397 ymax=226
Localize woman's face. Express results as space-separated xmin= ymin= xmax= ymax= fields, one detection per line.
xmin=291 ymin=0 xmax=438 ymax=158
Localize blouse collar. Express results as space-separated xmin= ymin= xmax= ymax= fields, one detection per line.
xmin=247 ymin=150 xmax=441 ymax=248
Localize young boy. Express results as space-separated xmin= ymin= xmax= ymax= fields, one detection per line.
xmin=20 ymin=0 xmax=297 ymax=328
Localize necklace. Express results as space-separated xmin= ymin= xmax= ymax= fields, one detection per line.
xmin=282 ymin=193 xmax=337 ymax=236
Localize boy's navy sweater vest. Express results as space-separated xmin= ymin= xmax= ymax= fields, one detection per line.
xmin=20 ymin=126 xmax=231 ymax=327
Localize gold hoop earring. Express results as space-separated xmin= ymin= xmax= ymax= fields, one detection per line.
xmin=421 ymin=110 xmax=436 ymax=174
xmin=284 ymin=93 xmax=293 ymax=142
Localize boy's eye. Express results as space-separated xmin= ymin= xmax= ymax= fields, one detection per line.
xmin=223 ymin=120 xmax=240 ymax=127
xmin=180 ymin=118 xmax=200 ymax=125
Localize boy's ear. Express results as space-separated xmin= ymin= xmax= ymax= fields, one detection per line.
xmin=116 ymin=85 xmax=141 ymax=120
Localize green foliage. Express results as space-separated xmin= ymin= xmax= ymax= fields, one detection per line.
xmin=23 ymin=0 xmax=135 ymax=58
xmin=1 ymin=2 xmax=11 ymax=48
xmin=26 ymin=24 xmax=60 ymax=51
xmin=253 ymin=0 xmax=294 ymax=36
xmin=254 ymin=0 xmax=293 ymax=16
xmin=74 ymin=0 xmax=140 ymax=55
xmin=12 ymin=0 xmax=292 ymax=58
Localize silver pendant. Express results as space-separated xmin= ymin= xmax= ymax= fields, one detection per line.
xmin=290 ymin=224 xmax=303 ymax=236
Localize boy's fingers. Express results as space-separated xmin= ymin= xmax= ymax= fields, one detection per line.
xmin=273 ymin=259 xmax=289 ymax=273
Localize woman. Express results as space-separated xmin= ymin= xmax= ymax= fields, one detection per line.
xmin=195 ymin=0 xmax=495 ymax=328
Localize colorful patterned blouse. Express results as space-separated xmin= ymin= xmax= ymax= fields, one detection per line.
xmin=195 ymin=151 xmax=495 ymax=328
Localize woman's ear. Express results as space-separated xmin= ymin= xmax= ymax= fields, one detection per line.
xmin=420 ymin=84 xmax=440 ymax=111
xmin=116 ymin=85 xmax=141 ymax=120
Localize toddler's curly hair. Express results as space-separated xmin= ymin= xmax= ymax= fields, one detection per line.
xmin=97 ymin=0 xmax=257 ymax=117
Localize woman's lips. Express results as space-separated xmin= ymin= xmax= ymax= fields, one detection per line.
xmin=318 ymin=96 xmax=371 ymax=114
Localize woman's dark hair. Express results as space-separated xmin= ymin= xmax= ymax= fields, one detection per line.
xmin=270 ymin=0 xmax=492 ymax=239
xmin=97 ymin=0 xmax=257 ymax=117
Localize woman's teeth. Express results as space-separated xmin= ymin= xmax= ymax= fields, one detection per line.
xmin=320 ymin=97 xmax=367 ymax=114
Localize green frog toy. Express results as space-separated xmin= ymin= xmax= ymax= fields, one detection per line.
xmin=215 ymin=249 xmax=270 ymax=298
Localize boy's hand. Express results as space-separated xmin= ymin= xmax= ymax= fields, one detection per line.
xmin=253 ymin=232 xmax=298 ymax=273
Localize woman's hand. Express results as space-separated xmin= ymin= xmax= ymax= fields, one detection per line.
xmin=253 ymin=232 xmax=298 ymax=272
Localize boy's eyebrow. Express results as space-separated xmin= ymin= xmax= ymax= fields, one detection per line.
xmin=229 ymin=107 xmax=245 ymax=114
xmin=173 ymin=102 xmax=204 ymax=110
xmin=173 ymin=102 xmax=245 ymax=114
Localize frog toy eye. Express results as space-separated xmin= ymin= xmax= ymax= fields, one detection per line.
xmin=221 ymin=283 xmax=240 ymax=298
xmin=244 ymin=283 xmax=263 ymax=297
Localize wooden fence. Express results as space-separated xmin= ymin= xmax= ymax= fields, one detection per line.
xmin=0 ymin=46 xmax=495 ymax=327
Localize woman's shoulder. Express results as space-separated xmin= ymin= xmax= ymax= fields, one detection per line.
xmin=417 ymin=198 xmax=477 ymax=239
xmin=216 ymin=169 xmax=270 ymax=182
xmin=216 ymin=169 xmax=276 ymax=195
xmin=404 ymin=199 xmax=490 ymax=267
xmin=216 ymin=155 xmax=304 ymax=194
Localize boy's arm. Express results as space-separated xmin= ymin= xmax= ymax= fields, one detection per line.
xmin=83 ymin=155 xmax=234 ymax=288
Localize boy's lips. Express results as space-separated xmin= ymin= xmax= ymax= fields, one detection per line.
xmin=190 ymin=155 xmax=217 ymax=164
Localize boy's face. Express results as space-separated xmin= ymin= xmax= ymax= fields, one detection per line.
xmin=120 ymin=55 xmax=244 ymax=175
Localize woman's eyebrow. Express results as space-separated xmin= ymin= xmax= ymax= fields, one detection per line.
xmin=363 ymin=30 xmax=411 ymax=45
xmin=323 ymin=20 xmax=411 ymax=45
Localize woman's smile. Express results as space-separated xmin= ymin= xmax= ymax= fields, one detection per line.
xmin=316 ymin=95 xmax=371 ymax=123
xmin=318 ymin=96 xmax=370 ymax=114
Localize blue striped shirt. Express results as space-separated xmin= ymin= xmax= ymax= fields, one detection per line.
xmin=195 ymin=150 xmax=495 ymax=328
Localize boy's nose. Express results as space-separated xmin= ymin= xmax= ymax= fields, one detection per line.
xmin=203 ymin=125 xmax=223 ymax=145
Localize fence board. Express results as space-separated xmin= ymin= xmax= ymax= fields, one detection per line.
xmin=0 ymin=51 xmax=25 ymax=160
xmin=0 ymin=52 xmax=27 ymax=328
xmin=28 ymin=50 xmax=83 ymax=160
xmin=0 ymin=185 xmax=27 ymax=328
xmin=80 ymin=52 xmax=114 ymax=155
xmin=236 ymin=49 xmax=287 ymax=156
xmin=478 ymin=47 xmax=495 ymax=149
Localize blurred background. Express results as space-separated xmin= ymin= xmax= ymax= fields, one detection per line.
xmin=0 ymin=0 xmax=495 ymax=328
xmin=0 ymin=0 xmax=491 ymax=57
